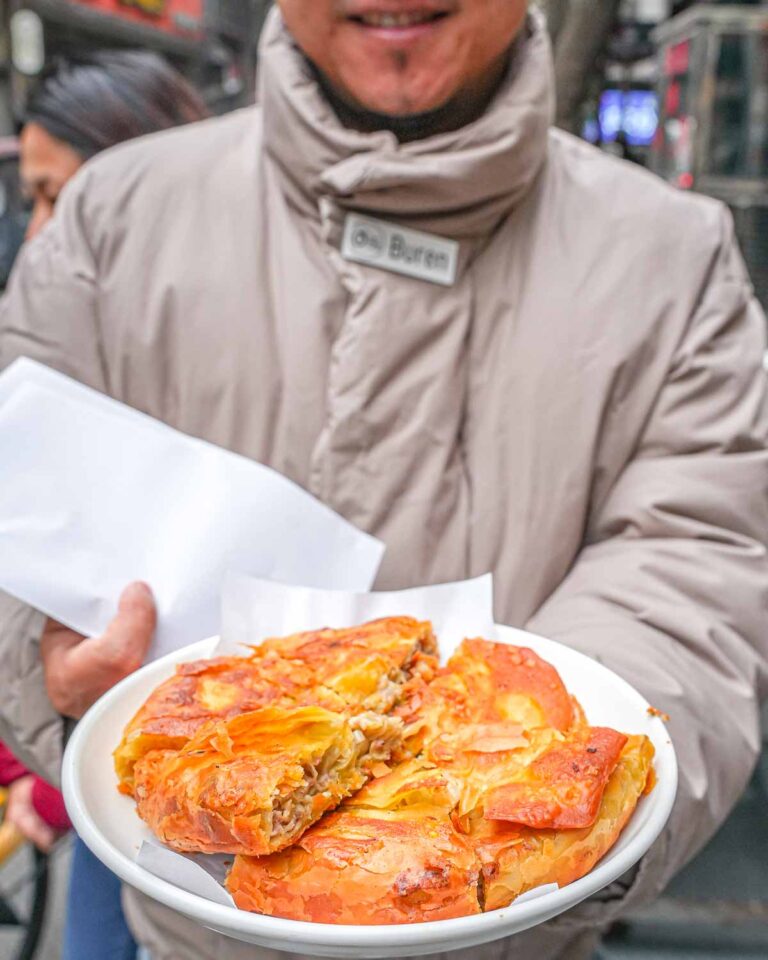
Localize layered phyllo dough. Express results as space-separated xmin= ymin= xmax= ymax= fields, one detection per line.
xmin=116 ymin=622 xmax=657 ymax=924
xmin=133 ymin=705 xmax=403 ymax=855
xmin=115 ymin=617 xmax=437 ymax=793
xmin=227 ymin=758 xmax=482 ymax=924
xmin=227 ymin=730 xmax=654 ymax=922
xmin=396 ymin=637 xmax=581 ymax=753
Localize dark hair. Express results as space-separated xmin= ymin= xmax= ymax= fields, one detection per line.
xmin=25 ymin=50 xmax=209 ymax=159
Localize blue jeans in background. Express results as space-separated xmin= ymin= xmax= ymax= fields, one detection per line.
xmin=63 ymin=834 xmax=138 ymax=960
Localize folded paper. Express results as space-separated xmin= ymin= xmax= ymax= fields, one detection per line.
xmin=219 ymin=572 xmax=497 ymax=658
xmin=0 ymin=359 xmax=384 ymax=659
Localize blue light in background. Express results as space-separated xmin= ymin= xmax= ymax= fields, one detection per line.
xmin=599 ymin=90 xmax=659 ymax=147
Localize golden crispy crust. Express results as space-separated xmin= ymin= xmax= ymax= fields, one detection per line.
xmin=118 ymin=626 xmax=656 ymax=923
xmin=115 ymin=617 xmax=437 ymax=794
xmin=114 ymin=653 xmax=330 ymax=793
xmin=259 ymin=617 xmax=438 ymax=694
xmin=227 ymin=732 xmax=654 ymax=922
xmin=227 ymin=760 xmax=480 ymax=924
xmin=133 ymin=705 xmax=403 ymax=856
xmin=448 ymin=640 xmax=577 ymax=730
xmin=228 ymin=813 xmax=481 ymax=925
xmin=396 ymin=639 xmax=580 ymax=753
xmin=474 ymin=735 xmax=655 ymax=911
xmin=482 ymin=727 xmax=628 ymax=829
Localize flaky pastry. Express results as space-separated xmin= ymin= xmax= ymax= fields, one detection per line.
xmin=227 ymin=730 xmax=654 ymax=922
xmin=115 ymin=617 xmax=436 ymax=793
xmin=134 ymin=705 xmax=403 ymax=856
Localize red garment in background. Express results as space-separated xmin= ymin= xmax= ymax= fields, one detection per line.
xmin=0 ymin=742 xmax=26 ymax=786
xmin=0 ymin=741 xmax=71 ymax=832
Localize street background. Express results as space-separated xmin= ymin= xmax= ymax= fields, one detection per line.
xmin=0 ymin=1 xmax=766 ymax=959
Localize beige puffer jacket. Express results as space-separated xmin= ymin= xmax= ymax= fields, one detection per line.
xmin=1 ymin=9 xmax=766 ymax=960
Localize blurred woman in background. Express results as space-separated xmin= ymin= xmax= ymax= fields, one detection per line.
xmin=2 ymin=48 xmax=207 ymax=960
xmin=21 ymin=48 xmax=208 ymax=239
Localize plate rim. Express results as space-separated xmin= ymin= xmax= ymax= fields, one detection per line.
xmin=62 ymin=626 xmax=678 ymax=949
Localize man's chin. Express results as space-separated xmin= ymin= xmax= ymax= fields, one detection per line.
xmin=336 ymin=82 xmax=456 ymax=121
xmin=325 ymin=56 xmax=455 ymax=116
xmin=308 ymin=52 xmax=506 ymax=141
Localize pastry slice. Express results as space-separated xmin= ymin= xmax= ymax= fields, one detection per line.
xmin=227 ymin=730 xmax=654 ymax=923
xmin=473 ymin=734 xmax=655 ymax=911
xmin=115 ymin=617 xmax=437 ymax=794
xmin=397 ymin=637 xmax=581 ymax=753
xmin=227 ymin=758 xmax=481 ymax=924
xmin=133 ymin=705 xmax=403 ymax=856
xmin=481 ymin=727 xmax=629 ymax=829
xmin=258 ymin=617 xmax=438 ymax=714
xmin=114 ymin=652 xmax=331 ymax=794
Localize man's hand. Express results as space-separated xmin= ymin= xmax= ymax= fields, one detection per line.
xmin=5 ymin=775 xmax=56 ymax=852
xmin=41 ymin=582 xmax=156 ymax=719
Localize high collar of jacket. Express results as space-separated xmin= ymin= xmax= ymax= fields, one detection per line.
xmin=257 ymin=7 xmax=554 ymax=241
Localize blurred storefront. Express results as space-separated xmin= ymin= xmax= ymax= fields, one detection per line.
xmin=581 ymin=2 xmax=768 ymax=310
xmin=581 ymin=1 xmax=666 ymax=164
xmin=651 ymin=4 xmax=768 ymax=309
xmin=0 ymin=0 xmax=271 ymax=123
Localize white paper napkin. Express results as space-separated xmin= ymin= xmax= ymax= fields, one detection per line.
xmin=137 ymin=842 xmax=236 ymax=908
xmin=0 ymin=359 xmax=385 ymax=659
xmin=219 ymin=573 xmax=498 ymax=659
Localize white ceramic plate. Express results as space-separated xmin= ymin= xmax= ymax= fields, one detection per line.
xmin=63 ymin=626 xmax=677 ymax=958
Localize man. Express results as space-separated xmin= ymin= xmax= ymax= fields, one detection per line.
xmin=1 ymin=2 xmax=766 ymax=958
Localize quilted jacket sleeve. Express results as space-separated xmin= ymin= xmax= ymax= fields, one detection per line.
xmin=528 ymin=206 xmax=768 ymax=927
xmin=0 ymin=170 xmax=106 ymax=785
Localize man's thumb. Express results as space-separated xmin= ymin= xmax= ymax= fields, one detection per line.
xmin=102 ymin=581 xmax=157 ymax=669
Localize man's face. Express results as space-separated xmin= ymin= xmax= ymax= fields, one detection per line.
xmin=278 ymin=1 xmax=528 ymax=116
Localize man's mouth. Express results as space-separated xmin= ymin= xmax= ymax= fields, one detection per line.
xmin=344 ymin=3 xmax=456 ymax=33
xmin=349 ymin=10 xmax=450 ymax=28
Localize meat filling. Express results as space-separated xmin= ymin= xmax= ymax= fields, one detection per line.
xmin=269 ymin=713 xmax=401 ymax=839
xmin=361 ymin=643 xmax=435 ymax=715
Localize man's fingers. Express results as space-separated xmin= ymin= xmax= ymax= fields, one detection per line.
xmin=118 ymin=580 xmax=156 ymax=620
xmin=41 ymin=616 xmax=84 ymax=654
xmin=44 ymin=582 xmax=158 ymax=717
xmin=99 ymin=581 xmax=157 ymax=673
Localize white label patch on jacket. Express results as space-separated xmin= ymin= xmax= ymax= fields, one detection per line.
xmin=341 ymin=213 xmax=458 ymax=286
